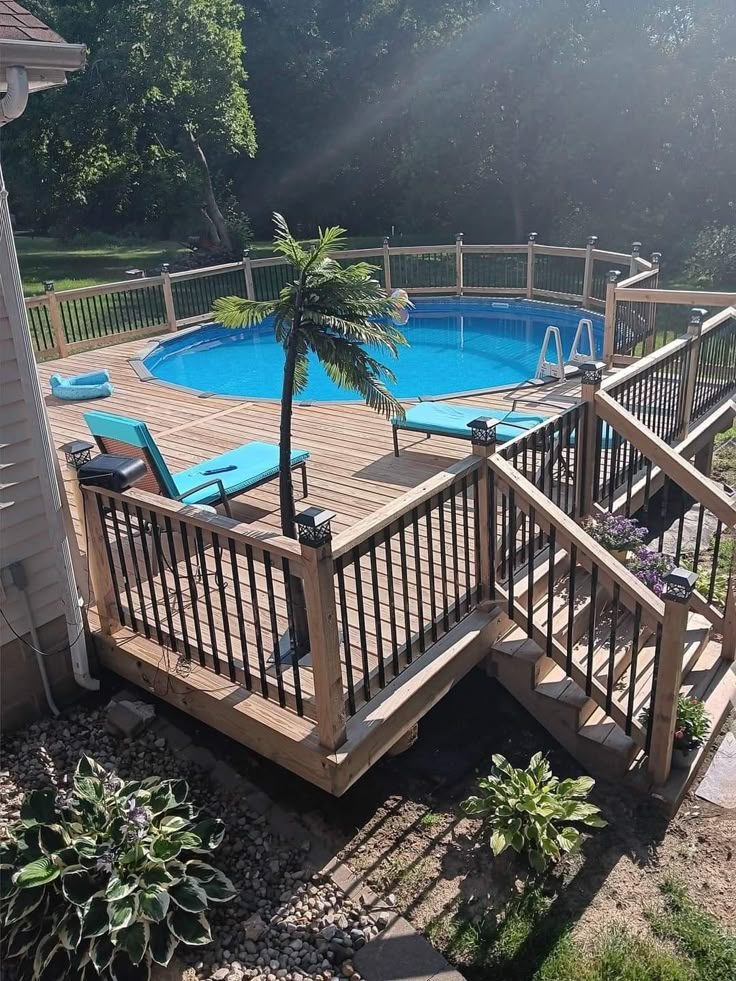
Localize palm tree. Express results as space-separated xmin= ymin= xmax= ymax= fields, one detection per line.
xmin=213 ymin=213 xmax=408 ymax=539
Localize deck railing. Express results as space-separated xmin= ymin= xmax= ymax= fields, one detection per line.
xmin=26 ymin=236 xmax=642 ymax=360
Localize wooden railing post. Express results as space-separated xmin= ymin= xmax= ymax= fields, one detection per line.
xmin=455 ymin=232 xmax=464 ymax=295
xmin=679 ymin=307 xmax=708 ymax=438
xmin=383 ymin=236 xmax=392 ymax=291
xmin=582 ymin=235 xmax=597 ymax=307
xmin=526 ymin=232 xmax=538 ymax=299
xmin=161 ymin=264 xmax=177 ymax=332
xmin=45 ymin=280 xmax=69 ymax=358
xmin=630 ymin=241 xmax=642 ymax=277
xmin=295 ymin=508 xmax=347 ymax=751
xmin=647 ymin=569 xmax=697 ymax=786
xmin=642 ymin=253 xmax=662 ymax=354
xmin=243 ymin=249 xmax=255 ymax=300
xmin=468 ymin=418 xmax=498 ymax=603
xmin=578 ymin=362 xmax=605 ymax=515
xmin=722 ymin=545 xmax=736 ymax=662
xmin=602 ymin=269 xmax=622 ymax=365
xmin=80 ymin=483 xmax=121 ymax=636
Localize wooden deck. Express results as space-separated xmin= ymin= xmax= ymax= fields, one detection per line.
xmin=39 ymin=335 xmax=592 ymax=792
xmin=39 ymin=336 xmax=584 ymax=540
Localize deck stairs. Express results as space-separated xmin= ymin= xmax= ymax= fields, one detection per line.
xmin=488 ymin=541 xmax=734 ymax=802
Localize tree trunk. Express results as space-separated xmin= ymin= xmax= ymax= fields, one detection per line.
xmin=280 ymin=322 xmax=309 ymax=656
xmin=186 ymin=130 xmax=232 ymax=252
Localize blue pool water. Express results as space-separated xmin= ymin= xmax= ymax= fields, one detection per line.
xmin=143 ymin=299 xmax=603 ymax=401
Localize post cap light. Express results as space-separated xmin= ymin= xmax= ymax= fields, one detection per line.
xmin=383 ymin=235 xmax=390 ymax=247
xmin=44 ymin=280 xmax=55 ymax=292
xmin=60 ymin=439 xmax=94 ymax=470
xmin=295 ymin=507 xmax=337 ymax=547
xmin=689 ymin=307 xmax=708 ymax=326
xmin=632 ymin=241 xmax=642 ymax=254
xmin=467 ymin=417 xmax=499 ymax=446
xmin=528 ymin=232 xmax=538 ymax=243
xmin=607 ymin=269 xmax=621 ymax=283
xmin=663 ymin=568 xmax=697 ymax=603
xmin=455 ymin=232 xmax=464 ymax=242
xmin=580 ymin=361 xmax=606 ymax=385
xmin=161 ymin=263 xmax=170 ymax=274
xmin=651 ymin=252 xmax=662 ymax=265
xmin=587 ymin=235 xmax=598 ymax=246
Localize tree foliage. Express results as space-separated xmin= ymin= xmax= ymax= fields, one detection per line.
xmin=4 ymin=0 xmax=735 ymax=275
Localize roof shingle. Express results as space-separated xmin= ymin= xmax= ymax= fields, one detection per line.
xmin=0 ymin=1 xmax=65 ymax=44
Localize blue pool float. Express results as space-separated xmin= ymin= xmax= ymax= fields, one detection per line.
xmin=50 ymin=369 xmax=113 ymax=401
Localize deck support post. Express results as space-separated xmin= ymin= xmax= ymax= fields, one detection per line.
xmin=647 ymin=568 xmax=696 ymax=786
xmin=296 ymin=508 xmax=347 ymax=751
xmin=578 ymin=362 xmax=605 ymax=516
xmin=243 ymin=249 xmax=255 ymax=300
xmin=602 ymin=270 xmax=621 ymax=366
xmin=455 ymin=232 xmax=464 ymax=295
xmin=526 ymin=232 xmax=537 ymax=300
xmin=469 ymin=419 xmax=498 ymax=604
xmin=679 ymin=307 xmax=708 ymax=438
xmin=383 ymin=236 xmax=392 ymax=292
xmin=80 ymin=483 xmax=122 ymax=637
xmin=161 ymin=264 xmax=177 ymax=332
xmin=582 ymin=235 xmax=597 ymax=307
xmin=45 ymin=280 xmax=69 ymax=358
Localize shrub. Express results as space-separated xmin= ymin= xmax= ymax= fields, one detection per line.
xmin=684 ymin=225 xmax=736 ymax=290
xmin=640 ymin=695 xmax=711 ymax=754
xmin=462 ymin=753 xmax=606 ymax=873
xmin=0 ymin=755 xmax=236 ymax=981
xmin=582 ymin=513 xmax=647 ymax=553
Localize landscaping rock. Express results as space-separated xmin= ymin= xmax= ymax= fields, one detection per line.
xmin=105 ymin=698 xmax=155 ymax=737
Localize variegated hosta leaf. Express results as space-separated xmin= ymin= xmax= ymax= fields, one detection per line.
xmin=33 ymin=934 xmax=62 ymax=977
xmin=81 ymin=896 xmax=109 ymax=938
xmin=158 ymin=815 xmax=188 ymax=834
xmin=4 ymin=884 xmax=46 ymax=924
xmin=13 ymin=856 xmax=59 ymax=889
xmin=114 ymin=920 xmax=150 ymax=964
xmin=4 ymin=919 xmax=43 ymax=959
xmin=148 ymin=920 xmax=178 ymax=967
xmin=168 ymin=907 xmax=212 ymax=946
xmin=75 ymin=755 xmax=107 ymax=780
xmin=169 ymin=878 xmax=208 ymax=913
xmin=138 ymin=887 xmax=170 ymax=922
xmin=19 ymin=789 xmax=57 ymax=827
xmin=108 ymin=894 xmax=138 ymax=931
xmin=109 ymin=948 xmax=152 ymax=981
xmin=58 ymin=908 xmax=83 ymax=951
xmin=106 ymin=875 xmax=138 ymax=901
xmin=149 ymin=837 xmax=182 ymax=862
xmin=190 ymin=818 xmax=225 ymax=851
xmin=200 ymin=868 xmax=237 ymax=903
xmin=62 ymin=868 xmax=98 ymax=906
xmin=90 ymin=933 xmax=114 ymax=972
xmin=185 ymin=861 xmax=218 ymax=883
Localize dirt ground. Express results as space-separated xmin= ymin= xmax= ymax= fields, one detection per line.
xmin=229 ymin=669 xmax=735 ymax=967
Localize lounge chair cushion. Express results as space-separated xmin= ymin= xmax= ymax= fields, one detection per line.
xmin=174 ymin=442 xmax=310 ymax=506
xmin=392 ymin=402 xmax=546 ymax=443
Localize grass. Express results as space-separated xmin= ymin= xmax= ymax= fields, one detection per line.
xmin=15 ymin=231 xmax=446 ymax=297
xmin=426 ymin=880 xmax=735 ymax=980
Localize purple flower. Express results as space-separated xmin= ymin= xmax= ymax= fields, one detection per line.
xmin=123 ymin=797 xmax=150 ymax=834
xmin=96 ymin=849 xmax=115 ymax=873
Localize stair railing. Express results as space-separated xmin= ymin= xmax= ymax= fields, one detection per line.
xmin=487 ymin=452 xmax=700 ymax=785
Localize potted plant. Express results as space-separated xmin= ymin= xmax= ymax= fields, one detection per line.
xmin=640 ymin=695 xmax=711 ymax=769
xmin=625 ymin=546 xmax=674 ymax=596
xmin=582 ymin=512 xmax=647 ymax=564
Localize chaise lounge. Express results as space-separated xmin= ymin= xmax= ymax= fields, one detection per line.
xmin=391 ymin=401 xmax=547 ymax=456
xmin=84 ymin=410 xmax=309 ymax=517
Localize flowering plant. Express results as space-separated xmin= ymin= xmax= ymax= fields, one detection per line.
xmin=0 ymin=755 xmax=235 ymax=981
xmin=583 ymin=513 xmax=647 ymax=552
xmin=640 ymin=695 xmax=711 ymax=754
xmin=626 ymin=547 xmax=674 ymax=596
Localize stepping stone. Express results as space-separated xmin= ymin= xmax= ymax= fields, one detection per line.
xmin=695 ymin=732 xmax=736 ymax=808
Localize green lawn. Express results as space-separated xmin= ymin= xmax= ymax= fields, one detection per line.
xmin=16 ymin=236 xmax=190 ymax=296
xmin=15 ymin=232 xmax=451 ymax=297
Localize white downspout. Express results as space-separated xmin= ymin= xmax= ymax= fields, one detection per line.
xmin=0 ymin=66 xmax=29 ymax=125
xmin=0 ymin=152 xmax=99 ymax=692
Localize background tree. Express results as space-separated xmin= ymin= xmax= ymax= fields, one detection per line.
xmin=212 ymin=214 xmax=407 ymax=538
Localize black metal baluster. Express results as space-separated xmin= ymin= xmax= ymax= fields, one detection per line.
xmin=383 ymin=530 xmax=400 ymax=677
xmin=424 ymin=500 xmax=438 ymax=642
xmin=245 ymin=545 xmax=268 ymax=697
xmin=228 ymin=540 xmax=252 ymax=690
xmin=108 ymin=500 xmax=137 ymax=631
xmin=120 ymin=500 xmax=149 ymax=639
xmin=281 ymin=559 xmax=303 ymax=715
xmin=625 ymin=604 xmax=642 ymax=734
xmin=412 ymin=509 xmax=426 ymax=654
xmin=450 ymin=493 xmax=461 ymax=621
xmin=352 ymin=546 xmax=372 ymax=700
xmin=545 ymin=526 xmax=556 ymax=660
xmin=398 ymin=514 xmax=413 ymax=660
xmin=508 ymin=489 xmax=516 ymax=619
xmin=262 ymin=553 xmax=286 ymax=707
xmin=150 ymin=512 xmax=177 ymax=651
xmin=211 ymin=533 xmax=236 ymax=682
xmin=645 ymin=624 xmax=664 ymax=753
xmin=565 ymin=545 xmax=577 ymax=675
xmin=97 ymin=496 xmax=125 ymax=626
xmin=586 ymin=564 xmax=598 ymax=696
xmin=163 ymin=516 xmax=191 ymax=660
xmin=527 ymin=505 xmax=536 ymax=637
xmin=368 ymin=541 xmax=386 ymax=688
xmin=605 ymin=584 xmax=620 ymax=714
xmin=336 ymin=557 xmax=356 ymax=714
xmin=437 ymin=490 xmax=450 ymax=631
xmin=461 ymin=478 xmax=472 ymax=611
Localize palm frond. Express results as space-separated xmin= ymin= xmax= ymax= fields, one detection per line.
xmin=272 ymin=212 xmax=310 ymax=268
xmin=213 ymin=296 xmax=278 ymax=328
xmin=292 ymin=350 xmax=310 ymax=395
xmin=308 ymin=331 xmax=405 ymax=419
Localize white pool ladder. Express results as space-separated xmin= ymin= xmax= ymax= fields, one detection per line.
xmin=569 ymin=317 xmax=597 ymax=365
xmin=534 ymin=325 xmax=565 ymax=382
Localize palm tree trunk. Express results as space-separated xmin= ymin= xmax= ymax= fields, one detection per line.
xmin=280 ymin=324 xmax=309 ymax=655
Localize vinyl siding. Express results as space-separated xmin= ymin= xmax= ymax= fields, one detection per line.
xmin=0 ymin=298 xmax=65 ymax=645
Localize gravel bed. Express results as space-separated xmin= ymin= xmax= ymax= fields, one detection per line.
xmin=1 ymin=705 xmax=384 ymax=981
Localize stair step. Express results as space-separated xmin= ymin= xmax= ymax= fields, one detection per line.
xmin=491 ymin=624 xmax=555 ymax=685
xmin=579 ymin=705 xmax=638 ymax=759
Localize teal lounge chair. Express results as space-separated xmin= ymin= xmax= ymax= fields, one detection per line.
xmin=84 ymin=410 xmax=309 ymax=517
xmin=391 ymin=402 xmax=547 ymax=456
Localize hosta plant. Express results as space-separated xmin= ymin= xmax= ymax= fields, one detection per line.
xmin=462 ymin=753 xmax=607 ymax=873
xmin=0 ymin=755 xmax=236 ymax=981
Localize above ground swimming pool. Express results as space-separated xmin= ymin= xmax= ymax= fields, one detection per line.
xmin=141 ymin=298 xmax=604 ymax=401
